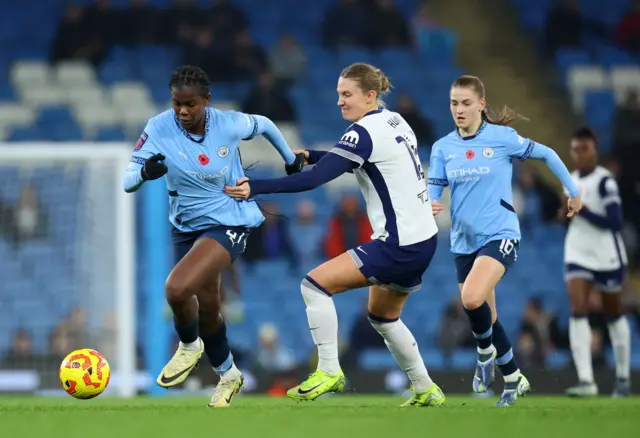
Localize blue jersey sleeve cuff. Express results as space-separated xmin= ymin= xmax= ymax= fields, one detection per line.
xmin=427 ymin=178 xmax=448 ymax=187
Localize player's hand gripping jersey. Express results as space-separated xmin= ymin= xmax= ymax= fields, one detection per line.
xmin=249 ymin=108 xmax=438 ymax=246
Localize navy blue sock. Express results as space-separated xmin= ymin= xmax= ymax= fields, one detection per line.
xmin=492 ymin=319 xmax=519 ymax=376
xmin=464 ymin=302 xmax=493 ymax=350
xmin=174 ymin=316 xmax=199 ymax=344
xmin=201 ymin=319 xmax=232 ymax=374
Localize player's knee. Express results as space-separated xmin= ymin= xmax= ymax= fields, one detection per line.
xmin=567 ymin=293 xmax=589 ymax=315
xmin=165 ymin=277 xmax=196 ymax=305
xmin=602 ymin=295 xmax=623 ymax=319
xmin=460 ymin=292 xmax=485 ymax=310
xmin=367 ymin=312 xmax=400 ymax=332
xmin=460 ymin=283 xmax=490 ymax=310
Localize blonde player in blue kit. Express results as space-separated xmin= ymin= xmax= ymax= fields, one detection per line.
xmin=226 ymin=63 xmax=445 ymax=407
xmin=123 ymin=66 xmax=305 ymax=407
xmin=427 ymin=75 xmax=583 ymax=406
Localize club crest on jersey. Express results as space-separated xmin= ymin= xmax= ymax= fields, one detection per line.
xmin=483 ymin=147 xmax=494 ymax=158
xmin=134 ymin=132 xmax=148 ymax=151
xmin=198 ymin=154 xmax=210 ymax=165
xmin=218 ymin=146 xmax=229 ymax=158
xmin=339 ymin=130 xmax=359 ymax=148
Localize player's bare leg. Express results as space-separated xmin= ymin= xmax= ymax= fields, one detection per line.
xmin=287 ymin=252 xmax=369 ymax=401
xmin=601 ymin=290 xmax=631 ymax=397
xmin=159 ymin=240 xmax=216 ymax=388
xmin=190 ymin=239 xmax=244 ymax=408
xmin=368 ymin=286 xmax=445 ymax=407
xmin=463 ymin=256 xmax=530 ymax=406
xmin=565 ymin=277 xmax=598 ymax=397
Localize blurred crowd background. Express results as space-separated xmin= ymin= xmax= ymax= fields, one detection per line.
xmin=0 ymin=0 xmax=639 ymax=392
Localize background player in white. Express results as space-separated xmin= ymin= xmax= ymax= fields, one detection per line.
xmin=226 ymin=63 xmax=445 ymax=407
xmin=563 ymin=127 xmax=630 ymax=398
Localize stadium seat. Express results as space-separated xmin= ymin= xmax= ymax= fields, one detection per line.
xmin=583 ymin=91 xmax=616 ymax=127
xmin=66 ymin=86 xmax=108 ymax=108
xmin=111 ymin=81 xmax=152 ymax=106
xmin=555 ymin=48 xmax=590 ymax=77
xmin=566 ymin=66 xmax=609 ymax=111
xmin=610 ymin=66 xmax=640 ymax=104
xmin=19 ymin=85 xmax=67 ymax=108
xmin=74 ymin=105 xmax=120 ymax=130
xmin=10 ymin=61 xmax=51 ymax=89
xmin=94 ymin=126 xmax=128 ymax=142
xmin=54 ymin=60 xmax=97 ymax=88
xmin=0 ymin=102 xmax=35 ymax=127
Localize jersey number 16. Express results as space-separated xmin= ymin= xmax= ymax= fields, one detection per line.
xmin=396 ymin=136 xmax=425 ymax=181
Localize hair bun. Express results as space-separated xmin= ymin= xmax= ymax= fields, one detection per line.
xmin=376 ymin=69 xmax=390 ymax=93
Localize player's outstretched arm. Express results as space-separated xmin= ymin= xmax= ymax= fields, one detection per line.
xmin=224 ymin=153 xmax=356 ymax=199
xmin=526 ymin=144 xmax=582 ymax=216
xmin=247 ymin=114 xmax=296 ymax=165
xmin=306 ymin=149 xmax=329 ymax=164
xmin=527 ymin=144 xmax=580 ymax=197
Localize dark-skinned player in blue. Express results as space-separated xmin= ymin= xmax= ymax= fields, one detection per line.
xmin=123 ymin=66 xmax=305 ymax=407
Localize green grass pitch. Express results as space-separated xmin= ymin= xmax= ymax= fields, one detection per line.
xmin=1 ymin=395 xmax=637 ymax=437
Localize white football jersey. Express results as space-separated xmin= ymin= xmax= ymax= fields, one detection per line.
xmin=328 ymin=108 xmax=437 ymax=246
xmin=564 ymin=166 xmax=627 ymax=271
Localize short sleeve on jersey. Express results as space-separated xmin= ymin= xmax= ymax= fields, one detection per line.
xmin=599 ymin=176 xmax=621 ymax=205
xmin=329 ymin=124 xmax=373 ymax=167
xmin=502 ymin=127 xmax=535 ymax=161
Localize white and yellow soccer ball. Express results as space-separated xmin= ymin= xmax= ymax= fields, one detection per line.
xmin=59 ymin=348 xmax=111 ymax=399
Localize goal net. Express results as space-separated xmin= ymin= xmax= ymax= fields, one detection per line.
xmin=0 ymin=144 xmax=136 ymax=397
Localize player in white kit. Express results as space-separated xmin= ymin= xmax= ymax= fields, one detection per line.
xmin=563 ymin=128 xmax=631 ymax=398
xmin=225 ymin=63 xmax=445 ymax=407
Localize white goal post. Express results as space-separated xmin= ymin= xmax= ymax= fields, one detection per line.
xmin=0 ymin=143 xmax=136 ymax=397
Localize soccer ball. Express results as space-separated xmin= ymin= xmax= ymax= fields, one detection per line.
xmin=59 ymin=348 xmax=111 ymax=399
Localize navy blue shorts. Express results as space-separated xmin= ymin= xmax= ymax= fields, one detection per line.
xmin=172 ymin=226 xmax=251 ymax=265
xmin=347 ymin=235 xmax=437 ymax=293
xmin=454 ymin=239 xmax=519 ymax=284
xmin=564 ymin=263 xmax=625 ymax=292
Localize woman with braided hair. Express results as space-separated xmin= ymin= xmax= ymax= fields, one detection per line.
xmin=123 ymin=65 xmax=305 ymax=407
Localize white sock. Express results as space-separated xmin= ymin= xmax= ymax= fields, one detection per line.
xmin=180 ymin=338 xmax=201 ymax=351
xmin=607 ymin=316 xmax=631 ymax=380
xmin=220 ymin=362 xmax=242 ymax=381
xmin=478 ymin=345 xmax=496 ymax=356
xmin=369 ymin=316 xmax=434 ymax=393
xmin=569 ymin=317 xmax=594 ymax=383
xmin=503 ymin=369 xmax=521 ymax=383
xmin=301 ymin=278 xmax=340 ymax=376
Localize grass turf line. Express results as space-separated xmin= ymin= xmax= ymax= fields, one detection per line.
xmin=0 ymin=395 xmax=637 ymax=438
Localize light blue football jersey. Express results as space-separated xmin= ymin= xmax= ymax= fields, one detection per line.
xmin=124 ymin=107 xmax=266 ymax=231
xmin=428 ymin=122 xmax=541 ymax=254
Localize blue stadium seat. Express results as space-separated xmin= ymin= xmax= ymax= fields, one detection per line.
xmin=7 ymin=126 xmax=47 ymax=142
xmin=98 ymin=60 xmax=135 ymax=84
xmin=94 ymin=126 xmax=128 ymax=142
xmin=36 ymin=106 xmax=76 ymax=127
xmin=554 ymin=48 xmax=590 ymax=75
